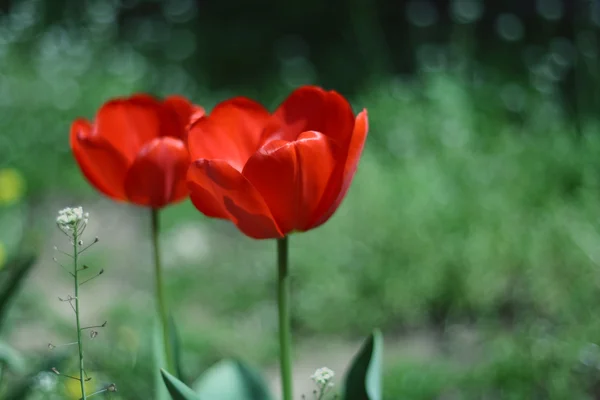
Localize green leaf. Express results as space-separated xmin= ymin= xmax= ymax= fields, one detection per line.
xmin=154 ymin=321 xmax=170 ymax=400
xmin=169 ymin=315 xmax=184 ymax=380
xmin=193 ymin=359 xmax=273 ymax=400
xmin=0 ymin=254 xmax=36 ymax=331
xmin=161 ymin=368 xmax=200 ymax=400
xmin=0 ymin=340 xmax=26 ymax=374
xmin=343 ymin=330 xmax=383 ymax=400
xmin=154 ymin=315 xmax=185 ymax=400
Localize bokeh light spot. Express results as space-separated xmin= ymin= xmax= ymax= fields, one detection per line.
xmin=536 ymin=0 xmax=564 ymax=21
xmin=163 ymin=0 xmax=198 ymax=24
xmin=0 ymin=168 xmax=25 ymax=205
xmin=496 ymin=14 xmax=524 ymax=42
xmin=550 ymin=37 xmax=576 ymax=67
xmin=450 ymin=0 xmax=484 ymax=24
xmin=406 ymin=0 xmax=438 ymax=28
xmin=577 ymin=31 xmax=598 ymax=59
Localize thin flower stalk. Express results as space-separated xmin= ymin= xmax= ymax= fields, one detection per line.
xmin=56 ymin=207 xmax=89 ymax=399
xmin=53 ymin=207 xmax=115 ymax=399
xmin=72 ymin=228 xmax=86 ymax=399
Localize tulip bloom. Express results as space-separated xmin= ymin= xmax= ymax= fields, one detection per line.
xmin=70 ymin=94 xmax=204 ymax=209
xmin=187 ymin=85 xmax=368 ymax=239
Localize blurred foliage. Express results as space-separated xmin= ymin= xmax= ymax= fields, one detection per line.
xmin=0 ymin=0 xmax=599 ymax=399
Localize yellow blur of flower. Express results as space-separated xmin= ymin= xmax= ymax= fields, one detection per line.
xmin=0 ymin=242 xmax=5 ymax=270
xmin=0 ymin=168 xmax=25 ymax=205
xmin=64 ymin=375 xmax=95 ymax=399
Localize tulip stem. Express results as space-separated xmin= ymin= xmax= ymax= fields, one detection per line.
xmin=151 ymin=209 xmax=175 ymax=375
xmin=277 ymin=236 xmax=293 ymax=400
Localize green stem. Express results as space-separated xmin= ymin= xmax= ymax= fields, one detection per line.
xmin=317 ymin=386 xmax=326 ymax=400
xmin=151 ymin=209 xmax=175 ymax=374
xmin=0 ymin=363 xmax=5 ymax=388
xmin=86 ymin=388 xmax=108 ymax=398
xmin=73 ymin=231 xmax=86 ymax=400
xmin=277 ymin=236 xmax=293 ymax=400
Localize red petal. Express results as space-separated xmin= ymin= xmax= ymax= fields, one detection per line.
xmin=70 ymin=118 xmax=130 ymax=201
xmin=264 ymin=86 xmax=355 ymax=150
xmin=163 ymin=95 xmax=205 ymax=125
xmin=123 ymin=137 xmax=189 ymax=208
xmin=310 ymin=109 xmax=369 ymax=228
xmin=342 ymin=110 xmax=369 ymax=192
xmin=162 ymin=95 xmax=205 ymax=142
xmin=187 ymin=97 xmax=271 ymax=171
xmin=242 ymin=131 xmax=337 ymax=233
xmin=187 ymin=159 xmax=282 ymax=239
xmin=93 ymin=94 xmax=164 ymax=161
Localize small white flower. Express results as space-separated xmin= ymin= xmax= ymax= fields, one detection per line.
xmin=56 ymin=207 xmax=88 ymax=231
xmin=311 ymin=367 xmax=335 ymax=388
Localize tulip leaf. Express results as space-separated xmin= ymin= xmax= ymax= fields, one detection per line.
xmin=169 ymin=315 xmax=184 ymax=380
xmin=161 ymin=368 xmax=201 ymax=400
xmin=154 ymin=321 xmax=170 ymax=400
xmin=342 ymin=330 xmax=383 ymax=400
xmin=155 ymin=316 xmax=186 ymax=399
xmin=0 ymin=254 xmax=36 ymax=331
xmin=193 ymin=359 xmax=273 ymax=400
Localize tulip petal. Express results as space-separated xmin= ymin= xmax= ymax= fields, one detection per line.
xmin=70 ymin=118 xmax=130 ymax=201
xmin=341 ymin=109 xmax=369 ymax=194
xmin=187 ymin=159 xmax=283 ymax=239
xmin=162 ymin=95 xmax=205 ymax=142
xmin=187 ymin=98 xmax=271 ymax=171
xmin=163 ymin=95 xmax=205 ymax=126
xmin=242 ymin=131 xmax=337 ymax=233
xmin=93 ymin=94 xmax=164 ymax=161
xmin=123 ymin=137 xmax=189 ymax=208
xmin=265 ymin=86 xmax=355 ymax=150
xmin=310 ymin=110 xmax=369 ymax=228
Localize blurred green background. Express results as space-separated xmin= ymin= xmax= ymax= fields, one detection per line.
xmin=1 ymin=0 xmax=600 ymax=398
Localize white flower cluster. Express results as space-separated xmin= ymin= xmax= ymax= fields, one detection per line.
xmin=311 ymin=367 xmax=335 ymax=388
xmin=56 ymin=206 xmax=89 ymax=230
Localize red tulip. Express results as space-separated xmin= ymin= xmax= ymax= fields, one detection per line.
xmin=187 ymin=85 xmax=369 ymax=239
xmin=71 ymin=94 xmax=204 ymax=209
